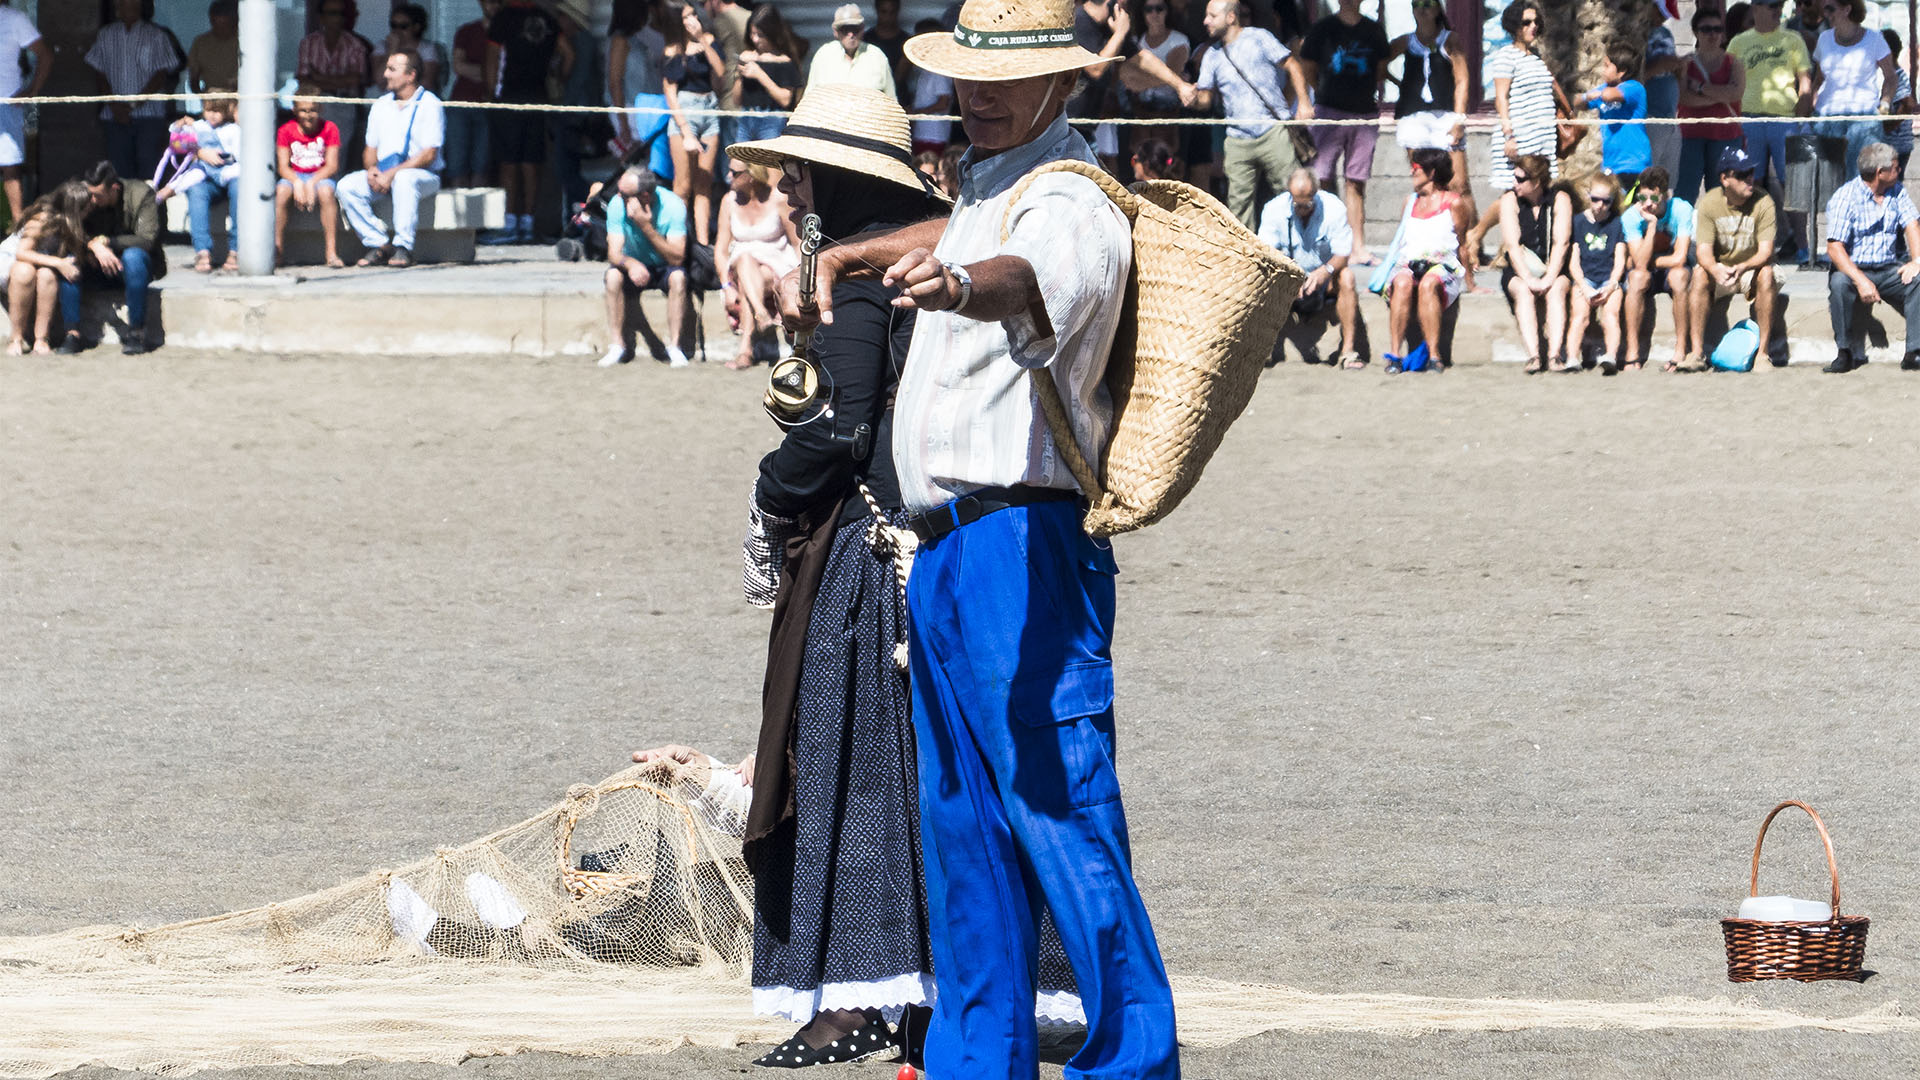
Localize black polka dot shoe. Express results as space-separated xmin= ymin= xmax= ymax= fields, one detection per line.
xmin=752 ymin=1019 xmax=896 ymax=1069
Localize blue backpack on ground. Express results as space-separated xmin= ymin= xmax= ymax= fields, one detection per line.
xmin=1710 ymin=319 xmax=1761 ymax=372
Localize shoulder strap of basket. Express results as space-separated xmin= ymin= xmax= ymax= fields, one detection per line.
xmin=997 ymin=158 xmax=1137 ymax=508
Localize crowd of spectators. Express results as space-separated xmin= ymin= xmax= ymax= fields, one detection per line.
xmin=10 ymin=0 xmax=1920 ymax=369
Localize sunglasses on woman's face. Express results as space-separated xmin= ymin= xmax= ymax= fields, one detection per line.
xmin=1519 ymin=16 xmax=1540 ymax=27
xmin=1698 ymin=23 xmax=1723 ymax=32
xmin=391 ymin=20 xmax=413 ymax=29
xmin=1589 ymin=194 xmax=1613 ymax=204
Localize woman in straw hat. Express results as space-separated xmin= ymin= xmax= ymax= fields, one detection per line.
xmin=717 ymin=84 xmax=950 ymax=1069
xmin=779 ymin=3 xmax=1180 ymax=1077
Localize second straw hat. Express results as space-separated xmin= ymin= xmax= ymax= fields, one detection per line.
xmin=727 ymin=85 xmax=947 ymax=200
xmin=906 ymin=0 xmax=1105 ymax=80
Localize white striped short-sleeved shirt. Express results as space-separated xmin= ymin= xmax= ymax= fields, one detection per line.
xmin=892 ymin=115 xmax=1132 ymax=516
xmin=85 ymin=20 xmax=179 ymax=120
xmin=1488 ymin=44 xmax=1557 ymax=189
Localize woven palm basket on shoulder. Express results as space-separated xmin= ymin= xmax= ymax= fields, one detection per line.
xmin=1003 ymin=159 xmax=1303 ymax=538
xmin=1719 ymin=800 xmax=1869 ymax=982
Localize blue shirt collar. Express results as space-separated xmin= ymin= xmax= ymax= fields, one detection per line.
xmin=956 ymin=114 xmax=1084 ymax=203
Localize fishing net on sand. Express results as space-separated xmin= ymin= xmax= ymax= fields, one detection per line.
xmin=0 ymin=759 xmax=799 ymax=1079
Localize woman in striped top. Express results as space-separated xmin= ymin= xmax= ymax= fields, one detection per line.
xmin=1488 ymin=0 xmax=1558 ymax=192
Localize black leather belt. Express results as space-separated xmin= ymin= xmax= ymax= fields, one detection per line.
xmin=907 ymin=486 xmax=1078 ymax=543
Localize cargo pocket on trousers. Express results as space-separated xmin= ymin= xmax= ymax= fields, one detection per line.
xmin=1010 ymin=659 xmax=1121 ymax=811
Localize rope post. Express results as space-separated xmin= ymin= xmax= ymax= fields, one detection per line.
xmin=236 ymin=0 xmax=278 ymax=276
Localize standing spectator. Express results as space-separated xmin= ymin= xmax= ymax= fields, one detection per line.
xmin=1388 ymin=0 xmax=1470 ymax=204
xmin=1725 ymin=2 xmax=1753 ymax=37
xmin=374 ymin=3 xmax=444 ymax=94
xmin=0 ymin=0 xmax=50 ymax=225
xmin=1822 ymin=141 xmax=1920 ymax=373
xmin=703 ymin=0 xmax=751 ymax=159
xmin=183 ymin=92 xmax=243 ymax=272
xmin=1811 ymin=0 xmax=1895 ymax=206
xmin=1620 ymin=167 xmax=1695 ymax=371
xmin=807 ymin=5 xmax=896 ymax=96
xmin=1564 ymin=175 xmax=1627 ymax=374
xmin=907 ymin=18 xmax=953 ymax=154
xmin=298 ymin=0 xmax=373 ymax=162
xmin=599 ymin=164 xmax=692 ymax=368
xmin=186 ymin=0 xmax=239 ymax=94
xmin=552 ymin=0 xmax=605 ymax=216
xmin=1119 ymin=0 xmax=1190 ymax=151
xmin=1644 ymin=17 xmax=1684 ymax=180
xmin=1689 ymin=146 xmax=1781 ymax=368
xmin=484 ymin=0 xmax=573 ymax=244
xmin=1180 ymin=0 xmax=1312 ymax=228
xmin=735 ymin=5 xmax=804 ymax=144
xmin=1579 ymin=42 xmax=1652 ymax=191
xmin=1298 ymin=0 xmax=1388 ymax=265
xmin=338 ymin=50 xmax=445 ymax=268
xmin=86 ymin=0 xmax=182 ymax=182
xmin=1677 ymin=9 xmax=1746 ymax=203
xmin=1498 ymin=154 xmax=1572 ymax=374
xmin=663 ymin=3 xmax=723 ymax=245
xmin=607 ymin=0 xmax=671 ymax=180
xmin=1380 ymin=148 xmax=1471 ymax=372
xmin=1729 ymin=0 xmax=1810 ymax=262
xmin=445 ymin=0 xmax=499 ymax=189
xmin=57 ymin=161 xmax=164 ymax=356
xmin=6 ymin=181 xmax=89 ymax=356
xmin=1259 ymin=168 xmax=1362 ymax=368
xmin=1471 ymin=0 xmax=1561 ymax=253
xmin=714 ymin=160 xmax=794 ymax=369
xmin=866 ymin=0 xmax=911 ymax=96
xmin=1066 ymin=0 xmax=1132 ymax=170
xmin=1880 ymin=29 xmax=1915 ymax=173
xmin=275 ymin=88 xmax=345 ymax=267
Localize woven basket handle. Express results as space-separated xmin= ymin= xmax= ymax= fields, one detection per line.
xmin=994 ymin=158 xmax=1138 ymax=513
xmin=1747 ymin=799 xmax=1843 ymax=914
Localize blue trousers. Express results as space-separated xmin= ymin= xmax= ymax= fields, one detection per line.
xmin=187 ymin=174 xmax=240 ymax=254
xmin=58 ymin=246 xmax=152 ymax=334
xmin=906 ymin=499 xmax=1178 ymax=1080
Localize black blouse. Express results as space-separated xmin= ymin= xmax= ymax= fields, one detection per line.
xmin=740 ymin=58 xmax=800 ymax=110
xmin=756 ymin=276 xmax=912 ymax=523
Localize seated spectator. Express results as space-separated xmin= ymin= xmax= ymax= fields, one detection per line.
xmin=1497 ymin=154 xmax=1572 ymax=374
xmin=1564 ymin=175 xmax=1627 ymax=374
xmin=181 ymin=92 xmax=243 ymax=273
xmin=1822 ymin=141 xmax=1920 ymax=373
xmin=1382 ymin=147 xmax=1471 ymax=373
xmin=1130 ymin=139 xmax=1186 ymax=181
xmin=1578 ymin=42 xmax=1651 ymax=192
xmin=339 ymin=50 xmax=445 ymax=269
xmin=600 ymin=165 xmax=693 ymax=369
xmin=57 ymin=161 xmax=164 ymax=356
xmin=276 ymin=89 xmax=345 ymax=268
xmin=5 ymin=181 xmax=90 ymax=355
xmin=806 ymin=5 xmax=896 ymax=96
xmin=1688 ymin=146 xmax=1781 ymax=369
xmin=1621 ymin=167 xmax=1695 ymax=372
xmin=715 ymin=160 xmax=796 ymax=370
xmin=1259 ymin=168 xmax=1361 ymax=368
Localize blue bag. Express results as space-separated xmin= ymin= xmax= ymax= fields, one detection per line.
xmin=1709 ymin=319 xmax=1760 ymax=372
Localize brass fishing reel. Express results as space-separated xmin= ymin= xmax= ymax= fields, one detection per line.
xmin=763 ymin=212 xmax=830 ymax=428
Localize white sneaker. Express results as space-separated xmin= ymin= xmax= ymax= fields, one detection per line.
xmin=465 ymin=872 xmax=529 ymax=930
xmin=598 ymin=344 xmax=631 ymax=367
xmin=386 ymin=879 xmax=440 ymax=954
xmin=666 ymin=346 xmax=690 ymax=368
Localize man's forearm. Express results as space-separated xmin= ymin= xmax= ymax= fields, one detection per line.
xmin=1829 ymin=241 xmax=1868 ymax=287
xmin=830 ymin=218 xmax=947 ymax=280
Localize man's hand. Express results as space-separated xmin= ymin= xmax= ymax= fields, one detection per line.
xmin=631 ymin=196 xmax=654 ymax=226
xmin=1901 ymin=260 xmax=1920 ymax=286
xmin=1178 ymin=81 xmax=1198 ymax=107
xmin=1857 ymin=276 xmax=1883 ymax=305
xmin=884 ymin=247 xmax=961 ymax=311
xmin=370 ymin=168 xmax=393 ymax=195
xmin=89 ymin=239 xmax=122 ymax=276
xmin=1301 ymin=266 xmax=1328 ymax=296
xmin=623 ymin=258 xmax=652 ymax=288
xmin=1294 ymin=102 xmax=1315 ymax=122
xmin=1108 ymin=3 xmax=1131 ymax=37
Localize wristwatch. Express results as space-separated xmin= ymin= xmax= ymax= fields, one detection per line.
xmin=942 ymin=260 xmax=972 ymax=313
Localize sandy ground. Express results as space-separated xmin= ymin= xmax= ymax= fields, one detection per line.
xmin=6 ymin=351 xmax=1920 ymax=1078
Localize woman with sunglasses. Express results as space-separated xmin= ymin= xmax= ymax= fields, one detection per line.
xmin=1471 ymin=0 xmax=1565 ymax=255
xmin=1676 ymin=7 xmax=1747 ymax=203
xmin=375 ymin=4 xmax=442 ymax=95
xmin=1811 ymin=0 xmax=1897 ymax=201
xmin=1119 ymin=0 xmax=1190 ymax=151
xmin=1388 ymin=0 xmax=1471 ymax=206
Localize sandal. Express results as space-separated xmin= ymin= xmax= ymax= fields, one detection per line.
xmin=356 ymin=244 xmax=395 ymax=268
xmin=326 ymin=255 xmax=346 ymax=269
xmin=387 ymin=247 xmax=413 ymax=269
xmin=1339 ymin=351 xmax=1367 ymax=370
xmin=1524 ymin=356 xmax=1544 ymax=374
xmin=1548 ymin=358 xmax=1572 ymax=373
xmin=752 ymin=1019 xmax=895 ymax=1069
xmin=193 ymin=251 xmax=212 ymax=273
xmin=221 ymin=251 xmax=238 ymax=271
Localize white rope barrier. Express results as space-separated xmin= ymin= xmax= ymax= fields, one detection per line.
xmin=27 ymin=90 xmax=1903 ymax=130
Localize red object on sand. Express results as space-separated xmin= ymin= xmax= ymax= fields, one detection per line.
xmin=896 ymin=1067 xmax=918 ymax=1080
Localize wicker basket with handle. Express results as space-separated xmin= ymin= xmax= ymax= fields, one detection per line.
xmin=1001 ymin=159 xmax=1303 ymax=539
xmin=1720 ymin=800 xmax=1869 ymax=982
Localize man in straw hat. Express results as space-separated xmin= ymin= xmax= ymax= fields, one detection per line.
xmin=780 ymin=2 xmax=1177 ymax=1076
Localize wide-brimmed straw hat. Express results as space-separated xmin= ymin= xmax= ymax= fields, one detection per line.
xmin=906 ymin=0 xmax=1103 ymax=81
xmin=727 ymin=85 xmax=948 ymax=200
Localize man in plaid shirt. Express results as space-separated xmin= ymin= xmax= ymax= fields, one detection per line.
xmin=1824 ymin=141 xmax=1920 ymax=373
